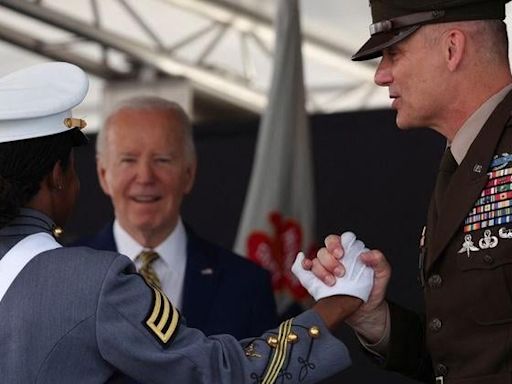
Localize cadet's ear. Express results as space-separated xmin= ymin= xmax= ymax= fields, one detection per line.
xmin=49 ymin=160 xmax=64 ymax=193
xmin=444 ymin=29 xmax=466 ymax=72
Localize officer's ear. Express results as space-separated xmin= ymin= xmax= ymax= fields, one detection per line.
xmin=443 ymin=28 xmax=466 ymax=72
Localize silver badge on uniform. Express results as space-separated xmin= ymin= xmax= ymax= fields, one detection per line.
xmin=458 ymin=234 xmax=479 ymax=257
xmin=478 ymin=230 xmax=498 ymax=249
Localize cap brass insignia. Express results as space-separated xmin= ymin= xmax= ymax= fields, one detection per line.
xmin=63 ymin=117 xmax=87 ymax=129
xmin=143 ymin=285 xmax=181 ymax=348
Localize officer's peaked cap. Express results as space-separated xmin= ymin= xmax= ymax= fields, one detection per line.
xmin=353 ymin=0 xmax=511 ymax=61
xmin=0 ymin=62 xmax=89 ymax=145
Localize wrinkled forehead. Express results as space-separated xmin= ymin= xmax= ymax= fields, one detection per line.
xmin=106 ymin=109 xmax=187 ymax=147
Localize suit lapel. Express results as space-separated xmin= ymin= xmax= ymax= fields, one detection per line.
xmin=426 ymin=90 xmax=512 ymax=272
xmin=181 ymin=230 xmax=220 ymax=328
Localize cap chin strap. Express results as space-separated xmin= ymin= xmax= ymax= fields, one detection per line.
xmin=370 ymin=10 xmax=445 ymax=35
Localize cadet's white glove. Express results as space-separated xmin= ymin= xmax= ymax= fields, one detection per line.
xmin=292 ymin=232 xmax=374 ymax=302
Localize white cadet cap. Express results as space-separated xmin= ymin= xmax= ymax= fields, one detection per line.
xmin=0 ymin=62 xmax=89 ymax=144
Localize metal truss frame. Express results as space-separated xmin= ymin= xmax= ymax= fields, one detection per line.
xmin=0 ymin=0 xmax=381 ymax=114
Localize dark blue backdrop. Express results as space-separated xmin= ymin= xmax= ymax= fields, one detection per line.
xmin=67 ymin=109 xmax=444 ymax=383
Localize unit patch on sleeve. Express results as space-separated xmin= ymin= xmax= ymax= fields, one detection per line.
xmin=143 ymin=285 xmax=181 ymax=348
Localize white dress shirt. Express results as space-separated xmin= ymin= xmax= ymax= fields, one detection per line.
xmin=113 ymin=218 xmax=187 ymax=310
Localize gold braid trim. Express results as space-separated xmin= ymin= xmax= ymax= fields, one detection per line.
xmin=262 ymin=318 xmax=293 ymax=384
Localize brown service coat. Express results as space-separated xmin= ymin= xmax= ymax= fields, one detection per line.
xmin=386 ymin=90 xmax=512 ymax=384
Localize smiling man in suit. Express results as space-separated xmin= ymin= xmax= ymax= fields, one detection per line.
xmin=76 ymin=96 xmax=278 ymax=339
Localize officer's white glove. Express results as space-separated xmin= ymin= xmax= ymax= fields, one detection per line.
xmin=291 ymin=232 xmax=374 ymax=302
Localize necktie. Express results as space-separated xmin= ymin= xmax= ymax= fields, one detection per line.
xmin=137 ymin=250 xmax=162 ymax=289
xmin=434 ymin=147 xmax=458 ymax=215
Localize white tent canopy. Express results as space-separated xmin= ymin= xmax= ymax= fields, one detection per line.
xmin=0 ymin=0 xmax=511 ymax=131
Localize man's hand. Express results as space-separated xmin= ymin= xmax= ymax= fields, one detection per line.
xmin=292 ymin=232 xmax=374 ymax=302
xmin=304 ymin=232 xmax=392 ymax=342
xmin=301 ymin=234 xmax=346 ymax=286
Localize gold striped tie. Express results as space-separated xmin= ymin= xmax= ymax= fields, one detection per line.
xmin=137 ymin=250 xmax=162 ymax=289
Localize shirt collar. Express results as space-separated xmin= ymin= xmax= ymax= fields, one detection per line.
xmin=450 ymin=83 xmax=512 ymax=164
xmin=113 ymin=218 xmax=188 ymax=268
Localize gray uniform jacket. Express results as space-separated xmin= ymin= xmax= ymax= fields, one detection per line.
xmin=0 ymin=209 xmax=351 ymax=384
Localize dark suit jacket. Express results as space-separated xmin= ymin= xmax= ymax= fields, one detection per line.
xmin=385 ymin=90 xmax=512 ymax=383
xmin=74 ymin=224 xmax=278 ymax=340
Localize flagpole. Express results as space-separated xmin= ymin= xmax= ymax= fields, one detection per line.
xmin=234 ymin=0 xmax=316 ymax=313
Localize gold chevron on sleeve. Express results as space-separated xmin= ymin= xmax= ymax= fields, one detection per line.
xmin=262 ymin=318 xmax=294 ymax=384
xmin=144 ymin=286 xmax=180 ymax=347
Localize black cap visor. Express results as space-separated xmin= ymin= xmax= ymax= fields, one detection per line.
xmin=352 ymin=25 xmax=421 ymax=61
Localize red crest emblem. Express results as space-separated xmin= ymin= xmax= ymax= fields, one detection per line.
xmin=246 ymin=212 xmax=316 ymax=300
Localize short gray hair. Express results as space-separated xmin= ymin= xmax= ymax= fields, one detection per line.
xmin=96 ymin=96 xmax=196 ymax=162
xmin=423 ymin=20 xmax=509 ymax=66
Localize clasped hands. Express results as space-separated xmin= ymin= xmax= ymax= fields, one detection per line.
xmin=295 ymin=232 xmax=391 ymax=337
xmin=292 ymin=232 xmax=374 ymax=302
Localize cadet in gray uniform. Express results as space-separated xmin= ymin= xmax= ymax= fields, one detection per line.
xmin=0 ymin=62 xmax=364 ymax=383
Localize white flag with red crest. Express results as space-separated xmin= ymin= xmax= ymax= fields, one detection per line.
xmin=234 ymin=0 xmax=315 ymax=312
